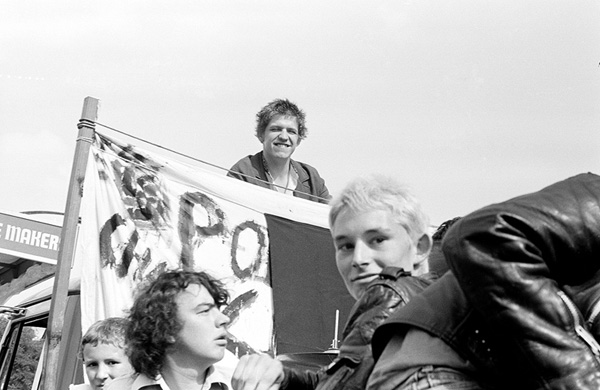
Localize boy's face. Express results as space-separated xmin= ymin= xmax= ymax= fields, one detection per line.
xmin=83 ymin=343 xmax=133 ymax=390
xmin=332 ymin=209 xmax=418 ymax=300
xmin=169 ymin=283 xmax=230 ymax=367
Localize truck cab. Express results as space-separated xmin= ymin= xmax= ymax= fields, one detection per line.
xmin=0 ymin=276 xmax=83 ymax=390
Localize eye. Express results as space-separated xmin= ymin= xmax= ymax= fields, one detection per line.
xmin=371 ymin=237 xmax=387 ymax=245
xmin=337 ymin=243 xmax=354 ymax=252
xmin=85 ymin=362 xmax=98 ymax=368
xmin=196 ymin=303 xmax=215 ymax=314
xmin=288 ymin=129 xmax=297 ymax=135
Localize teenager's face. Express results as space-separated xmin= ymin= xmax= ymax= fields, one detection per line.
xmin=83 ymin=343 xmax=133 ymax=390
xmin=332 ymin=209 xmax=418 ymax=300
xmin=260 ymin=115 xmax=300 ymax=161
xmin=171 ymin=283 xmax=230 ymax=367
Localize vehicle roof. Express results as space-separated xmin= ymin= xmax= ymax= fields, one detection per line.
xmin=4 ymin=275 xmax=80 ymax=308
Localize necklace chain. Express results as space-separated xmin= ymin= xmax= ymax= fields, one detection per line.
xmin=263 ymin=156 xmax=293 ymax=194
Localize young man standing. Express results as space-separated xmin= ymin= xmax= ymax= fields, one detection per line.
xmin=228 ymin=98 xmax=330 ymax=204
xmin=107 ymin=270 xmax=237 ymax=390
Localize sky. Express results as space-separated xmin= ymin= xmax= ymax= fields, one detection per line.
xmin=1 ymin=1 xmax=599 ymax=227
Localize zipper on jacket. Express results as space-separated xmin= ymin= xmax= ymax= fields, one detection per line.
xmin=557 ymin=290 xmax=600 ymax=357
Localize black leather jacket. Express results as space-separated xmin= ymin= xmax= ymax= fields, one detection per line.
xmin=282 ymin=267 xmax=432 ymax=390
xmin=373 ymin=173 xmax=600 ymax=390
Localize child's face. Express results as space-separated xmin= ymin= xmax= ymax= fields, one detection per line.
xmin=83 ymin=343 xmax=133 ymax=390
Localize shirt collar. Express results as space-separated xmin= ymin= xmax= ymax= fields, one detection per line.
xmin=129 ymin=362 xmax=233 ymax=390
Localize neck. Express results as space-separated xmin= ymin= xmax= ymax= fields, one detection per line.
xmin=161 ymin=356 xmax=211 ymax=390
xmin=263 ymin=153 xmax=290 ymax=178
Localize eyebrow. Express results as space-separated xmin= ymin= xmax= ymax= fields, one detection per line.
xmin=193 ymin=302 xmax=216 ymax=310
xmin=334 ymin=228 xmax=388 ymax=239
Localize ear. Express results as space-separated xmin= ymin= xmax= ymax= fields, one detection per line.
xmin=413 ymin=233 xmax=432 ymax=276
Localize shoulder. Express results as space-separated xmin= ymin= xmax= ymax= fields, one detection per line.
xmin=104 ymin=374 xmax=136 ymax=390
xmin=361 ymin=268 xmax=432 ymax=306
xmin=229 ymin=154 xmax=254 ymax=171
xmin=292 ymin=159 xmax=324 ymax=179
xmin=229 ymin=153 xmax=263 ymax=174
xmin=291 ymin=159 xmax=331 ymax=201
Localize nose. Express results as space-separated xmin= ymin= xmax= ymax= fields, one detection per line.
xmin=217 ymin=311 xmax=230 ymax=327
xmin=351 ymin=241 xmax=371 ymax=268
xmin=97 ymin=363 xmax=109 ymax=380
xmin=277 ymin=129 xmax=290 ymax=139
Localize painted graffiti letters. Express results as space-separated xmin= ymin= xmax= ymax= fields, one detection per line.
xmin=89 ymin=132 xmax=275 ymax=353
xmin=231 ymin=221 xmax=268 ymax=282
xmin=178 ymin=191 xmax=228 ymax=269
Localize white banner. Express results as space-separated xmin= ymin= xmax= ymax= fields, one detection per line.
xmin=74 ymin=132 xmax=329 ymax=355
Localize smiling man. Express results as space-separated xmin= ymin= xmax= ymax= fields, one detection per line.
xmin=227 ymin=98 xmax=330 ymax=204
xmin=106 ymin=270 xmax=238 ymax=390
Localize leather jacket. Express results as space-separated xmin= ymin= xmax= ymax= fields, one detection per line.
xmin=373 ymin=172 xmax=600 ymax=390
xmin=282 ymin=267 xmax=432 ymax=390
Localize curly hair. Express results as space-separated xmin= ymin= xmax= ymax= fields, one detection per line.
xmin=255 ymin=98 xmax=307 ymax=141
xmin=432 ymin=216 xmax=462 ymax=242
xmin=125 ymin=270 xmax=229 ymax=379
xmin=428 ymin=217 xmax=462 ymax=277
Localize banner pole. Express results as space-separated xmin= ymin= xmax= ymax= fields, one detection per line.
xmin=41 ymin=96 xmax=99 ymax=390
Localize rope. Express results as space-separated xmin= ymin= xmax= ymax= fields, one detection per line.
xmin=94 ymin=121 xmax=330 ymax=203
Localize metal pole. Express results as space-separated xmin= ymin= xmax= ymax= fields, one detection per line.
xmin=41 ymin=97 xmax=99 ymax=390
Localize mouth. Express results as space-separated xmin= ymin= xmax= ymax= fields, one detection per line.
xmin=215 ymin=333 xmax=228 ymax=345
xmin=351 ymin=273 xmax=378 ymax=283
xmin=274 ymin=142 xmax=290 ymax=147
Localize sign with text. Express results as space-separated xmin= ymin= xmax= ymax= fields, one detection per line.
xmin=0 ymin=211 xmax=61 ymax=264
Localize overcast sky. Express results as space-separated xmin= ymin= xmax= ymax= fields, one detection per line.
xmin=1 ymin=1 xmax=599 ymax=226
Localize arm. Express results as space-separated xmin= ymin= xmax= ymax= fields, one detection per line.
xmin=443 ymin=172 xmax=600 ymax=387
xmin=232 ymin=354 xmax=319 ymax=390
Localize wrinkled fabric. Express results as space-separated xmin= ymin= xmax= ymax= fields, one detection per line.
xmin=373 ymin=173 xmax=600 ymax=390
xmin=444 ymin=172 xmax=600 ymax=390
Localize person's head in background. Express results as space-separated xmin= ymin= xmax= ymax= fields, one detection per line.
xmin=81 ymin=317 xmax=133 ymax=390
xmin=428 ymin=216 xmax=462 ymax=278
xmin=125 ymin=270 xmax=230 ymax=382
xmin=329 ymin=174 xmax=432 ymax=300
xmin=255 ymin=99 xmax=307 ymax=164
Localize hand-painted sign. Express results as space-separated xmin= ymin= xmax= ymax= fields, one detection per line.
xmin=74 ymin=132 xmax=353 ymax=356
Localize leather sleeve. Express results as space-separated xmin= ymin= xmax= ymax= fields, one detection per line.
xmin=280 ymin=367 xmax=321 ymax=390
xmin=443 ymin=172 xmax=600 ymax=387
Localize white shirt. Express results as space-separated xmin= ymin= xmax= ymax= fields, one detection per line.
xmin=106 ymin=352 xmax=238 ymax=390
